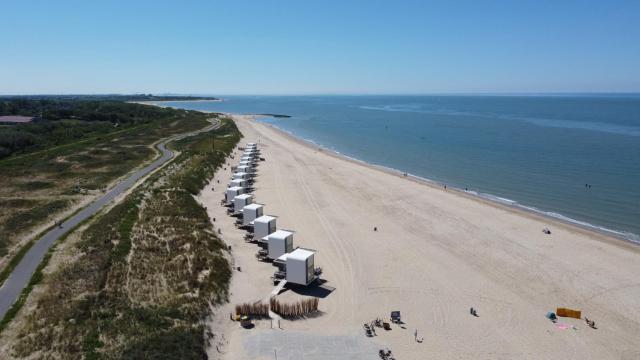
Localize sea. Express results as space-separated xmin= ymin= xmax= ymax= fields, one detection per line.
xmin=160 ymin=95 xmax=640 ymax=243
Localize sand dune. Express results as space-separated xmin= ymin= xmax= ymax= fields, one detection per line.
xmin=201 ymin=115 xmax=640 ymax=360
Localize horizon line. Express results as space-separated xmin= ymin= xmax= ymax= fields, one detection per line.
xmin=2 ymin=91 xmax=640 ymax=97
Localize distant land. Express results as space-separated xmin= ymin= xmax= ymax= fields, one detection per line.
xmin=0 ymin=94 xmax=218 ymax=103
xmin=0 ymin=95 xmax=219 ymax=120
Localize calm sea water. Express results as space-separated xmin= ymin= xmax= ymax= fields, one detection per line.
xmin=162 ymin=96 xmax=640 ymax=242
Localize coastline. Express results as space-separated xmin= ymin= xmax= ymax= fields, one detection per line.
xmin=202 ymin=113 xmax=640 ymax=359
xmin=128 ymin=99 xmax=223 ymax=107
xmin=250 ymin=115 xmax=639 ymax=250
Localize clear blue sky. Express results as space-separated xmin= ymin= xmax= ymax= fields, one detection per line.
xmin=1 ymin=0 xmax=639 ymax=95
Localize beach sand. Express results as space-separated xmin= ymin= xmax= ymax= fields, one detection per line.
xmin=200 ymin=115 xmax=640 ymax=360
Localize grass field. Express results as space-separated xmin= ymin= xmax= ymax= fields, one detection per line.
xmin=1 ymin=117 xmax=240 ymax=359
xmin=0 ymin=104 xmax=212 ymax=273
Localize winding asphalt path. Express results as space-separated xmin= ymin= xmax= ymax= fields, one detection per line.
xmin=0 ymin=119 xmax=221 ymax=319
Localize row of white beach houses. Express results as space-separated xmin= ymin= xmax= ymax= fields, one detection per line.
xmin=223 ymin=143 xmax=320 ymax=287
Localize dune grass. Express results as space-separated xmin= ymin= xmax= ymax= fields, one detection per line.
xmin=5 ymin=117 xmax=240 ymax=359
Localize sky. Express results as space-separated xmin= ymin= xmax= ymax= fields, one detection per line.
xmin=1 ymin=0 xmax=639 ymax=95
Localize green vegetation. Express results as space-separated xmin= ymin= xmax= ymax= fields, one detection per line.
xmin=0 ymin=94 xmax=217 ymax=118
xmin=3 ymin=199 xmax=69 ymax=237
xmin=0 ymin=98 xmax=213 ymax=275
xmin=6 ymin=117 xmax=240 ymax=359
xmin=0 ymin=99 xmax=207 ymax=158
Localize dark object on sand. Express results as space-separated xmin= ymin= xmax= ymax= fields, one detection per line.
xmin=374 ymin=227 xmax=377 ymax=232
xmin=391 ymin=311 xmax=401 ymax=323
xmin=240 ymin=315 xmax=252 ymax=328
xmin=543 ymin=227 xmax=551 ymax=235
xmin=383 ymin=322 xmax=391 ymax=330
xmin=379 ymin=349 xmax=395 ymax=360
xmin=546 ymin=312 xmax=557 ymax=323
xmin=470 ymin=307 xmax=478 ymax=317
xmin=364 ymin=323 xmax=373 ymax=337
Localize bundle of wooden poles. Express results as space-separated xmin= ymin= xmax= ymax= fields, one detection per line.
xmin=235 ymin=297 xmax=319 ymax=318
xmin=270 ymin=297 xmax=319 ymax=318
xmin=234 ymin=302 xmax=270 ymax=317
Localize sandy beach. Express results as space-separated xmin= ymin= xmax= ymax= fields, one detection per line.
xmin=199 ymin=115 xmax=640 ymax=360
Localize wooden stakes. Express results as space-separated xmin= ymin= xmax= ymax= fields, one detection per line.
xmin=234 ymin=298 xmax=319 ymax=318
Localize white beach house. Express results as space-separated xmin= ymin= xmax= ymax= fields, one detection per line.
xmin=233 ymin=172 xmax=249 ymax=180
xmin=275 ymin=248 xmax=317 ymax=286
xmin=253 ymin=215 xmax=277 ymax=242
xmin=241 ymin=155 xmax=255 ymax=162
xmin=244 ymin=143 xmax=260 ymax=154
xmin=242 ymin=203 xmax=264 ymax=226
xmin=229 ymin=178 xmax=247 ymax=189
xmin=244 ymin=149 xmax=258 ymax=158
xmin=225 ymin=186 xmax=244 ymax=204
xmin=267 ymin=230 xmax=294 ymax=260
xmin=233 ymin=194 xmax=253 ymax=214
xmin=237 ymin=165 xmax=254 ymax=175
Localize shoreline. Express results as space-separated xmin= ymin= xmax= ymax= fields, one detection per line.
xmin=134 ymin=96 xmax=638 ymax=248
xmin=128 ymin=99 xmax=223 ymax=107
xmin=204 ymin=114 xmax=640 ymax=359
xmin=245 ymin=114 xmax=639 ymax=250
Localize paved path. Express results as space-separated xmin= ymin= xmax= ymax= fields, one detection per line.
xmin=0 ymin=119 xmax=221 ymax=319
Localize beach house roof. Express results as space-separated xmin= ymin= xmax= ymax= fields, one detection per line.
xmin=244 ymin=203 xmax=263 ymax=211
xmin=254 ymin=215 xmax=277 ymax=223
xmin=288 ymin=248 xmax=315 ymax=261
xmin=269 ymin=229 xmax=294 ymax=239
